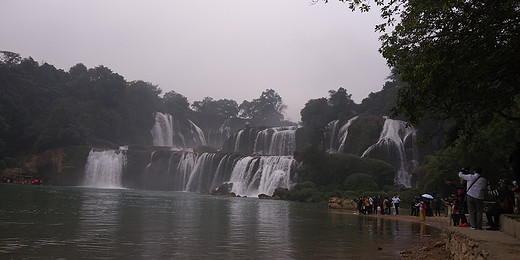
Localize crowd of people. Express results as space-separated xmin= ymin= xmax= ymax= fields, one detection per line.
xmin=355 ymin=194 xmax=401 ymax=215
xmin=354 ymin=165 xmax=519 ymax=233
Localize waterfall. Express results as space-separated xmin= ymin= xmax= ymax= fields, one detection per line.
xmin=188 ymin=120 xmax=207 ymax=147
xmin=326 ymin=116 xmax=358 ymax=153
xmin=326 ymin=120 xmax=340 ymax=153
xmin=234 ymin=130 xmax=244 ymax=152
xmin=151 ymin=112 xmax=207 ymax=148
xmin=151 ymin=112 xmax=175 ymax=147
xmin=185 ymin=153 xmax=219 ymax=192
xmin=268 ymin=127 xmax=296 ymax=156
xmin=253 ymin=126 xmax=296 ymax=156
xmin=361 ymin=117 xmax=418 ymax=188
xmin=337 ymin=116 xmax=358 ymax=153
xmin=173 ymin=152 xmax=197 ymax=191
xmin=229 ymin=156 xmax=295 ymax=197
xmin=83 ymin=148 xmax=126 ymax=188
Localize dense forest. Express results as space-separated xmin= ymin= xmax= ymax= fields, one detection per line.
xmin=1 ymin=47 xmax=519 ymax=202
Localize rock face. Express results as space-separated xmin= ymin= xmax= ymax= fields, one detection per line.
xmin=210 ymin=183 xmax=237 ymax=197
xmin=258 ymin=194 xmax=280 ymax=200
xmin=328 ymin=197 xmax=357 ymax=210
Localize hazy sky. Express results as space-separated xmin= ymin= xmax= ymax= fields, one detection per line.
xmin=0 ymin=0 xmax=389 ymax=121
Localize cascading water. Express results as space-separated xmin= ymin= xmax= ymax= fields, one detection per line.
xmin=337 ymin=116 xmax=358 ymax=153
xmin=326 ymin=116 xmax=359 ymax=153
xmin=253 ymin=126 xmax=296 ymax=156
xmin=228 ymin=156 xmax=296 ymax=197
xmin=185 ymin=153 xmax=219 ymax=192
xmin=188 ymin=120 xmax=207 ymax=147
xmin=151 ymin=112 xmax=207 ymax=148
xmin=327 ymin=120 xmax=340 ymax=153
xmin=361 ymin=117 xmax=418 ymax=187
xmin=151 ymin=112 xmax=175 ymax=147
xmin=83 ymin=148 xmax=127 ymax=188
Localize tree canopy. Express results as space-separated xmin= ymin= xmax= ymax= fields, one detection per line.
xmin=330 ymin=0 xmax=520 ymax=142
xmin=238 ymin=89 xmax=287 ymax=126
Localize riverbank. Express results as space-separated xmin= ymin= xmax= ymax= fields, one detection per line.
xmin=375 ymin=214 xmax=451 ymax=259
xmin=348 ymin=212 xmax=520 ymax=259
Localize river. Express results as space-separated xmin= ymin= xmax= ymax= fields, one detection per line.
xmin=0 ymin=184 xmax=441 ymax=259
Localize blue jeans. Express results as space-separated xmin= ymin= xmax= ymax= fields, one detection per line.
xmin=467 ymin=195 xmax=483 ymax=229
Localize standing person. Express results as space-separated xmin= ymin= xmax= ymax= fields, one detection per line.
xmin=485 ymin=179 xmax=515 ymax=230
xmin=392 ymin=194 xmax=401 ymax=215
xmin=455 ymin=179 xmax=469 ymax=227
xmin=458 ymin=167 xmax=487 ymax=230
xmin=433 ymin=198 xmax=441 ymax=216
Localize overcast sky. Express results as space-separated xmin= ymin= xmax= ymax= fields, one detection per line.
xmin=0 ymin=0 xmax=389 ymax=121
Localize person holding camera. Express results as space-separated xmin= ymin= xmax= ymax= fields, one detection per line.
xmin=458 ymin=167 xmax=487 ymax=230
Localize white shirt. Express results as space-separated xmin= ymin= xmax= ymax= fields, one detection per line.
xmin=458 ymin=172 xmax=487 ymax=199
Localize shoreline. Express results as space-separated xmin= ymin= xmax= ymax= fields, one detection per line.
xmin=329 ymin=210 xmax=452 ymax=259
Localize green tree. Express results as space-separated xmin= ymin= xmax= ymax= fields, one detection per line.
xmin=162 ymin=90 xmax=191 ymax=118
xmin=329 ymin=0 xmax=520 ymax=141
xmin=238 ymin=89 xmax=286 ymax=126
xmin=359 ymin=72 xmax=400 ymax=116
xmin=299 ymin=98 xmax=330 ymax=146
xmin=343 ymin=173 xmax=378 ymax=193
xmin=328 ymin=87 xmax=356 ymax=121
xmin=192 ymin=97 xmax=238 ymax=119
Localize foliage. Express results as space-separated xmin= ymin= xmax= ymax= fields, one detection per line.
xmin=191 ymin=97 xmax=239 ymax=133
xmin=161 ymin=90 xmax=191 ymax=119
xmin=358 ymin=73 xmax=400 ymax=116
xmin=300 ymin=88 xmax=359 ymax=146
xmin=272 ymin=181 xmax=328 ymax=202
xmin=329 ymin=0 xmax=520 ymax=142
xmin=342 ymin=173 xmax=378 ymax=193
xmin=238 ymin=89 xmax=287 ymax=126
xmin=327 ymin=87 xmax=357 ymax=121
xmin=0 ymin=52 xmax=298 ymax=161
xmin=295 ymin=143 xmax=395 ymax=189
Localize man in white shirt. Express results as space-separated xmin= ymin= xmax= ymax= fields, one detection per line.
xmin=458 ymin=167 xmax=487 ymax=230
xmin=392 ymin=194 xmax=401 ymax=215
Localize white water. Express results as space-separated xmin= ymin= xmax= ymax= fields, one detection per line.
xmin=361 ymin=117 xmax=418 ymax=187
xmin=188 ymin=120 xmax=207 ymax=146
xmin=228 ymin=156 xmax=295 ymax=197
xmin=151 ymin=112 xmax=206 ymax=148
xmin=151 ymin=112 xmax=175 ymax=147
xmin=83 ymin=148 xmax=126 ymax=188
xmin=253 ymin=126 xmax=296 ymax=156
xmin=327 ymin=120 xmax=340 ymax=153
xmin=185 ymin=153 xmax=218 ymax=192
xmin=337 ymin=116 xmax=358 ymax=153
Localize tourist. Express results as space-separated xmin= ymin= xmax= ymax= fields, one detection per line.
xmin=513 ymin=181 xmax=520 ymax=214
xmin=383 ymin=197 xmax=390 ymax=215
xmin=411 ymin=196 xmax=419 ymax=216
xmin=485 ymin=179 xmax=515 ymax=230
xmin=455 ymin=179 xmax=469 ymax=227
xmin=392 ymin=194 xmax=400 ymax=215
xmin=432 ymin=198 xmax=442 ymax=216
xmin=458 ymin=167 xmax=487 ymax=230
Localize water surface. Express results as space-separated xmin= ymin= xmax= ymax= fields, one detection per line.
xmin=0 ymin=184 xmax=440 ymax=259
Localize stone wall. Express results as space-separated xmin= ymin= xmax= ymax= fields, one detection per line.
xmin=445 ymin=230 xmax=490 ymax=260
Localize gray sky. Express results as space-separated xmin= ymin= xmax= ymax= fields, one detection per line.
xmin=0 ymin=0 xmax=389 ymax=121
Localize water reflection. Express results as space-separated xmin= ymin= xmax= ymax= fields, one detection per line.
xmin=0 ymin=185 xmax=442 ymax=259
